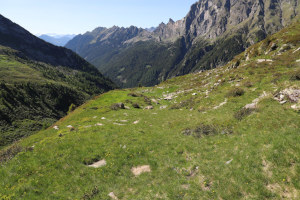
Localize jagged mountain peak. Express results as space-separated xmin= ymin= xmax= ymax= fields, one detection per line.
xmin=66 ymin=0 xmax=299 ymax=88
xmin=155 ymin=0 xmax=299 ymax=43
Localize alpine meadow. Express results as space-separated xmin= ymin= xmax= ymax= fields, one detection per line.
xmin=0 ymin=0 xmax=300 ymax=199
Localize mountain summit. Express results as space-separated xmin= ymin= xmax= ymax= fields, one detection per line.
xmin=66 ymin=0 xmax=299 ymax=88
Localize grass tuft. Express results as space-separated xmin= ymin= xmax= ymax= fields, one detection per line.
xmin=226 ymin=87 xmax=245 ymax=97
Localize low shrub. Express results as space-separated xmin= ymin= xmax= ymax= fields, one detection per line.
xmin=68 ymin=103 xmax=76 ymax=114
xmin=226 ymin=87 xmax=245 ymax=97
xmin=0 ymin=144 xmax=23 ymax=164
xmin=110 ymin=103 xmax=125 ymax=110
xmin=128 ymin=92 xmax=141 ymax=97
xmin=132 ymin=103 xmax=140 ymax=109
xmin=243 ymin=81 xmax=253 ymax=88
xmin=82 ymin=156 xmax=100 ymax=165
xmin=143 ymin=96 xmax=152 ymax=105
xmin=81 ymin=186 xmax=99 ymax=200
xmin=170 ymin=98 xmax=195 ymax=109
xmin=193 ymin=124 xmax=217 ymax=138
xmin=182 ymin=124 xmax=233 ymax=138
xmin=290 ymin=69 xmax=300 ymax=81
xmin=234 ymin=108 xmax=255 ymax=120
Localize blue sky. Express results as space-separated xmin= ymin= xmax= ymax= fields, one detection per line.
xmin=0 ymin=0 xmax=197 ymax=35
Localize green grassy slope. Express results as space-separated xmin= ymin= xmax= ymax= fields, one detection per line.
xmin=0 ymin=22 xmax=300 ymax=199
xmin=0 ymin=45 xmax=116 ymax=147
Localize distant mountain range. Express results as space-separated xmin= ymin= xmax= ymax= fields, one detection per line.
xmin=66 ymin=0 xmax=300 ymax=88
xmin=0 ymin=14 xmax=115 ymax=146
xmin=38 ymin=34 xmax=76 ymax=46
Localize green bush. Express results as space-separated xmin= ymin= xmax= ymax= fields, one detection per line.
xmin=132 ymin=103 xmax=140 ymax=109
xmin=110 ymin=103 xmax=125 ymax=110
xmin=226 ymin=87 xmax=245 ymax=97
xmin=234 ymin=108 xmax=255 ymax=120
xmin=68 ymin=103 xmax=76 ymax=114
xmin=290 ymin=69 xmax=300 ymax=81
xmin=0 ymin=144 xmax=23 ymax=163
xmin=243 ymin=81 xmax=253 ymax=87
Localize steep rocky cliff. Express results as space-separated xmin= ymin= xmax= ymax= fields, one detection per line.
xmin=66 ymin=0 xmax=299 ymax=88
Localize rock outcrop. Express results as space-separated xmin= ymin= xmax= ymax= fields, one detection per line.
xmin=66 ymin=0 xmax=299 ymax=88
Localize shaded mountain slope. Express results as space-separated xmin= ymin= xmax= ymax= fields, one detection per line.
xmin=0 ymin=15 xmax=116 ymax=146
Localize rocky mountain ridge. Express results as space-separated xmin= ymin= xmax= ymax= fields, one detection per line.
xmin=66 ymin=0 xmax=300 ymax=88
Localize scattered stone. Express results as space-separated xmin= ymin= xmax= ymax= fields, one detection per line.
xmin=85 ymin=125 xmax=92 ymax=128
xmin=144 ymin=106 xmax=154 ymax=110
xmin=182 ymin=128 xmax=192 ymax=136
xmin=257 ymin=59 xmax=273 ymax=63
xmin=113 ymin=123 xmax=125 ymax=126
xmin=151 ymin=99 xmax=159 ymax=104
xmin=181 ymin=184 xmax=190 ymax=190
xmin=279 ymin=44 xmax=292 ymax=53
xmin=67 ymin=125 xmax=73 ymax=128
xmin=293 ymin=47 xmax=300 ymax=53
xmin=131 ymin=165 xmax=151 ymax=176
xmin=93 ymin=116 xmax=97 ymax=119
xmin=96 ymin=123 xmax=103 ymax=126
xmin=120 ymin=120 xmax=128 ymax=123
xmin=274 ymin=88 xmax=300 ymax=103
xmin=291 ymin=104 xmax=300 ymax=111
xmin=296 ymin=59 xmax=300 ymax=63
xmin=111 ymin=103 xmax=125 ymax=110
xmin=101 ymin=117 xmax=106 ymax=120
xmin=133 ymin=120 xmax=140 ymax=124
xmin=244 ymin=103 xmax=257 ymax=109
xmin=280 ymin=100 xmax=287 ymax=105
xmin=192 ymin=93 xmax=197 ymax=96
xmin=125 ymin=106 xmax=130 ymax=109
xmin=226 ymin=159 xmax=233 ymax=165
xmin=53 ymin=126 xmax=59 ymax=130
xmin=245 ymin=91 xmax=269 ymax=109
xmin=214 ymin=82 xmax=220 ymax=87
xmin=88 ymin=159 xmax=106 ymax=168
xmin=160 ymin=105 xmax=167 ymax=109
xmin=213 ymin=99 xmax=227 ymax=109
xmin=164 ymin=96 xmax=173 ymax=100
xmin=108 ymin=192 xmax=118 ymax=200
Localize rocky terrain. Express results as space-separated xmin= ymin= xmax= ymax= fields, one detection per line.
xmin=66 ymin=0 xmax=299 ymax=88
